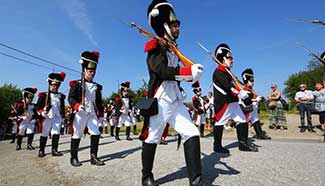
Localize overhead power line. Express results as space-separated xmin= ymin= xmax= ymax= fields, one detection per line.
xmin=0 ymin=51 xmax=50 ymax=70
xmin=0 ymin=42 xmax=80 ymax=74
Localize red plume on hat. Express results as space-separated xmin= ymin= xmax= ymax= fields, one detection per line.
xmin=60 ymin=72 xmax=66 ymax=80
xmin=92 ymin=51 xmax=100 ymax=59
xmin=125 ymin=81 xmax=130 ymax=88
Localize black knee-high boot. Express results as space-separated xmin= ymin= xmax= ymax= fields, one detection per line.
xmin=213 ymin=126 xmax=229 ymax=153
xmin=199 ymin=125 xmax=205 ymax=137
xmin=52 ymin=134 xmax=63 ymax=156
xmin=27 ymin=133 xmax=35 ymax=150
xmin=70 ymin=138 xmax=82 ymax=167
xmin=16 ymin=135 xmax=23 ymax=151
xmin=90 ymin=135 xmax=105 ymax=166
xmin=99 ymin=127 xmax=103 ymax=138
xmin=104 ymin=126 xmax=108 ymax=134
xmin=142 ymin=142 xmax=158 ymax=186
xmin=133 ymin=125 xmax=138 ymax=135
xmin=115 ymin=127 xmax=121 ymax=140
xmin=253 ymin=121 xmax=271 ymax=140
xmin=38 ymin=136 xmax=48 ymax=158
xmin=236 ymin=123 xmax=258 ymax=152
xmin=126 ymin=126 xmax=133 ymax=141
xmin=10 ymin=133 xmax=16 ymax=143
xmin=110 ymin=126 xmax=115 ymax=136
xmin=184 ymin=136 xmax=203 ymax=186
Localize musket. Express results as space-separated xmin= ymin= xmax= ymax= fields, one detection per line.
xmin=21 ymin=92 xmax=28 ymax=116
xmin=44 ymin=86 xmax=50 ymax=112
xmin=298 ymin=44 xmax=325 ymax=65
xmin=129 ymin=22 xmax=194 ymax=67
xmin=81 ymin=70 xmax=85 ymax=107
xmin=142 ymin=79 xmax=149 ymax=89
xmin=288 ymin=18 xmax=325 ymax=25
xmin=197 ymin=42 xmax=244 ymax=89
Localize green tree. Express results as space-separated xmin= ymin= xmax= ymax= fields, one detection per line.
xmin=0 ymin=84 xmax=22 ymax=122
xmin=284 ymin=58 xmax=325 ymax=108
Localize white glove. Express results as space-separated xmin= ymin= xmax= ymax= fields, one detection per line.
xmin=181 ymin=90 xmax=187 ymax=101
xmin=238 ymin=90 xmax=249 ymax=99
xmin=78 ymin=105 xmax=85 ymax=112
xmin=191 ymin=64 xmax=204 ymax=81
xmin=41 ymin=111 xmax=49 ymax=119
xmin=30 ymin=119 xmax=37 ymax=124
xmin=256 ymin=96 xmax=262 ymax=102
xmin=21 ymin=116 xmax=27 ymax=120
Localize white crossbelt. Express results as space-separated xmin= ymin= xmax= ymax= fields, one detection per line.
xmin=213 ymin=83 xmax=227 ymax=95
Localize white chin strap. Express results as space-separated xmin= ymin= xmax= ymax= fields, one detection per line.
xmin=223 ymin=57 xmax=231 ymax=68
xmin=164 ymin=23 xmax=175 ymax=40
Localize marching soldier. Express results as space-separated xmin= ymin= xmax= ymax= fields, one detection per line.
xmin=8 ymin=108 xmax=18 ymax=144
xmin=16 ymin=88 xmax=38 ymax=151
xmin=68 ymin=51 xmax=105 ymax=167
xmin=115 ymin=81 xmax=134 ymax=141
xmin=212 ymin=43 xmax=258 ymax=153
xmin=108 ymin=98 xmax=118 ymax=136
xmin=36 ymin=72 xmax=66 ymax=158
xmin=140 ymin=1 xmax=204 ymax=185
xmin=240 ymin=68 xmax=271 ymax=140
xmin=192 ymin=81 xmax=209 ymax=137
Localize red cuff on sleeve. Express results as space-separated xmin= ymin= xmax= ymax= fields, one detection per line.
xmin=74 ymin=103 xmax=80 ymax=111
xmin=38 ymin=109 xmax=43 ymax=115
xmin=179 ymin=66 xmax=192 ymax=76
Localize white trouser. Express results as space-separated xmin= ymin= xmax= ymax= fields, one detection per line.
xmin=247 ymin=105 xmax=259 ymax=123
xmin=194 ymin=113 xmax=206 ymax=125
xmin=41 ymin=116 xmax=63 ymax=137
xmin=131 ymin=115 xmax=137 ymax=126
xmin=145 ymin=98 xmax=200 ymax=144
xmin=18 ymin=120 xmax=35 ymax=135
xmin=72 ymin=112 xmax=100 ymax=139
xmin=12 ymin=121 xmax=18 ymax=134
xmin=117 ymin=113 xmax=132 ymax=127
xmin=109 ymin=117 xmax=116 ymax=126
xmin=215 ymin=102 xmax=247 ymax=126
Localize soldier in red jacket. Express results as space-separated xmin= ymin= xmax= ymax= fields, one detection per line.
xmin=36 ymin=72 xmax=66 ymax=158
xmin=68 ymin=51 xmax=105 ymax=167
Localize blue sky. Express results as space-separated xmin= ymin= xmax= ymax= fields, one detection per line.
xmin=0 ymin=0 xmax=324 ymax=102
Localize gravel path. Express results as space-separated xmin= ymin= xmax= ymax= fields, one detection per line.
xmin=0 ymin=114 xmax=324 ymax=186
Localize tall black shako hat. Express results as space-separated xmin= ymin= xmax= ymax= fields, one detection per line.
xmin=120 ymin=81 xmax=130 ymax=92
xmin=215 ymin=43 xmax=232 ymax=63
xmin=241 ymin=68 xmax=254 ymax=84
xmin=48 ymin=72 xmax=66 ymax=85
xmin=79 ymin=51 xmax=100 ymax=70
xmin=147 ymin=0 xmax=180 ymax=39
xmin=191 ymin=81 xmax=201 ymax=94
xmin=321 ymin=51 xmax=325 ymax=61
xmin=22 ymin=87 xmax=37 ymax=99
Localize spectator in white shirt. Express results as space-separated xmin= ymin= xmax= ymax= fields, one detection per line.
xmin=295 ymin=84 xmax=315 ymax=132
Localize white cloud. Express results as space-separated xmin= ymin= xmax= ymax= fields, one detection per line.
xmin=62 ymin=0 xmax=98 ymax=46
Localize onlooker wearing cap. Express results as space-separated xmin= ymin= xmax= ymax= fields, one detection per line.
xmin=295 ymin=84 xmax=315 ymax=132
xmin=268 ymin=84 xmax=287 ymax=129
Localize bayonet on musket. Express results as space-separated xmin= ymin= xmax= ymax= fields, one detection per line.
xmin=288 ymin=18 xmax=325 ymax=25
xmin=298 ymin=44 xmax=325 ymax=65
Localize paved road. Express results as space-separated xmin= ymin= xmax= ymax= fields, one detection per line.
xmin=0 ymin=132 xmax=324 ymax=186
